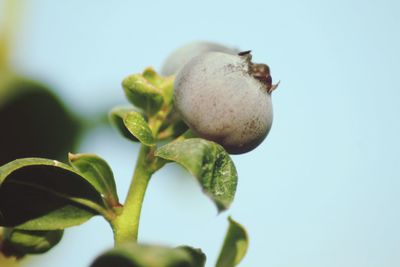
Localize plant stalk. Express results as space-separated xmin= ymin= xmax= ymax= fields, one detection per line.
xmin=111 ymin=145 xmax=153 ymax=245
xmin=110 ymin=97 xmax=170 ymax=246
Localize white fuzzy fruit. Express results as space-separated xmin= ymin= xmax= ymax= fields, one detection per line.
xmin=174 ymin=51 xmax=277 ymax=154
xmin=161 ymin=41 xmax=238 ymax=76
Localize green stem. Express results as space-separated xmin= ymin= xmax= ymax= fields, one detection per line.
xmin=110 ymin=98 xmax=170 ymax=245
xmin=111 ymin=145 xmax=154 ymax=245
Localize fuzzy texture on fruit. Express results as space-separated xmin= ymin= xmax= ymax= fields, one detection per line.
xmin=174 ymin=52 xmax=275 ymax=154
xmin=161 ymin=41 xmax=238 ymax=76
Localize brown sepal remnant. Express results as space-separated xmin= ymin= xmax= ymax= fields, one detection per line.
xmin=250 ymin=63 xmax=279 ymax=94
xmin=238 ymin=51 xmax=279 ymax=94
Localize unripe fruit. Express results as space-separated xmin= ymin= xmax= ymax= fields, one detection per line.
xmin=161 ymin=41 xmax=238 ymax=76
xmin=174 ymin=51 xmax=278 ymax=154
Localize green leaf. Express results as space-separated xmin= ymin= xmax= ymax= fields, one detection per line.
xmin=0 ymin=158 xmax=109 ymax=230
xmin=90 ymin=242 xmax=205 ymax=267
xmin=2 ymin=228 xmax=63 ymax=255
xmin=109 ymin=106 xmax=155 ymax=146
xmin=155 ymin=138 xmax=238 ymax=212
xmin=68 ymin=153 xmax=120 ymax=208
xmin=215 ymin=217 xmax=249 ymax=267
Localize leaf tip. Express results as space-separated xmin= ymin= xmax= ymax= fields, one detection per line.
xmin=227 ymin=216 xmax=236 ymax=224
xmin=216 ymin=203 xmax=228 ymax=214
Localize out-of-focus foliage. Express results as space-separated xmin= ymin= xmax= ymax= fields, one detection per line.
xmin=0 ymin=74 xmax=81 ymax=165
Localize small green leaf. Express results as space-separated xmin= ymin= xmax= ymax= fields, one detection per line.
xmin=155 ymin=138 xmax=238 ymax=212
xmin=109 ymin=106 xmax=143 ymax=142
xmin=122 ymin=73 xmax=164 ymax=116
xmin=141 ymin=68 xmax=174 ymax=107
xmin=0 ymin=158 xmax=109 ymax=230
xmin=2 ymin=228 xmax=63 ymax=255
xmin=68 ymin=153 xmax=119 ymax=208
xmin=90 ymin=242 xmax=205 ymax=267
xmin=124 ymin=112 xmax=155 ymax=146
xmin=215 ymin=217 xmax=249 ymax=267
xmin=109 ymin=106 xmax=155 ymax=146
xmin=121 ymin=68 xmax=174 ymax=116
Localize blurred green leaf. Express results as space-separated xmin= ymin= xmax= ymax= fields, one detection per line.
xmin=0 ymin=158 xmax=110 ymax=230
xmin=69 ymin=153 xmax=120 ymax=208
xmin=215 ymin=217 xmax=249 ymax=267
xmin=90 ymin=242 xmax=205 ymax=267
xmin=2 ymin=228 xmax=63 ymax=255
xmin=0 ymin=75 xmax=81 ymax=165
xmin=109 ymin=106 xmax=155 ymax=146
xmin=155 ymin=138 xmax=237 ymax=212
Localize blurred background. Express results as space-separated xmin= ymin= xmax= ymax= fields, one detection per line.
xmin=1 ymin=0 xmax=399 ymax=266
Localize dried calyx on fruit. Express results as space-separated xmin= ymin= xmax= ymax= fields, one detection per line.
xmin=239 ymin=50 xmax=279 ymax=94
xmin=174 ymin=50 xmax=279 ymax=154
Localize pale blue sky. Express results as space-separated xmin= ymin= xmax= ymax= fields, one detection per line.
xmin=1 ymin=0 xmax=400 ymax=266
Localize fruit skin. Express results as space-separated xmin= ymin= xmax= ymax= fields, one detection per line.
xmin=174 ymin=52 xmax=274 ymax=154
xmin=161 ymin=41 xmax=238 ymax=76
